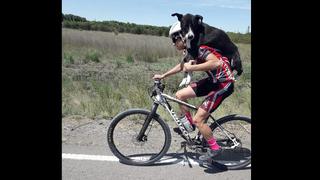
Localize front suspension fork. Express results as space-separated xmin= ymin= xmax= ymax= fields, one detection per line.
xmin=136 ymin=103 xmax=159 ymax=141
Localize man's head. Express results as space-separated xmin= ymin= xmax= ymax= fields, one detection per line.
xmin=169 ymin=21 xmax=186 ymax=50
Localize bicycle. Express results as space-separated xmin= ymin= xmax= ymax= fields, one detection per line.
xmin=107 ymin=79 xmax=251 ymax=170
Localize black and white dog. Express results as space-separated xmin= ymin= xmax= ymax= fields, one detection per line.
xmin=172 ymin=13 xmax=243 ymax=87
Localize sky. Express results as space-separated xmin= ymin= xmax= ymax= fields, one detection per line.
xmin=62 ymin=0 xmax=251 ymax=33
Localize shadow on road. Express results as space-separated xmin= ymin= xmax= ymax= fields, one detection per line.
xmin=202 ymin=161 xmax=251 ymax=174
xmin=119 ymin=151 xmax=251 ymax=174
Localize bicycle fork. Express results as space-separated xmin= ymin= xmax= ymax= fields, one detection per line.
xmin=136 ymin=103 xmax=159 ymax=141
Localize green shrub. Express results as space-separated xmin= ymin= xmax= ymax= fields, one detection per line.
xmin=85 ymin=50 xmax=101 ymax=63
xmin=126 ymin=55 xmax=134 ymax=63
xmin=63 ymin=53 xmax=74 ymax=64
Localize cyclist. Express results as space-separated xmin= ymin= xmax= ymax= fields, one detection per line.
xmin=152 ymin=21 xmax=235 ymax=161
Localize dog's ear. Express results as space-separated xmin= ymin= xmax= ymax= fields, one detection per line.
xmin=171 ymin=13 xmax=183 ymax=21
xmin=195 ymin=15 xmax=203 ymax=25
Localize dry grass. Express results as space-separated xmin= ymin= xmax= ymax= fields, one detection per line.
xmin=62 ymin=28 xmax=251 ymax=120
xmin=62 ymin=28 xmax=178 ymax=62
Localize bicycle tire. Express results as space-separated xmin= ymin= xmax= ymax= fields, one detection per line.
xmin=209 ymin=114 xmax=251 ymax=170
xmin=107 ymin=109 xmax=172 ymax=166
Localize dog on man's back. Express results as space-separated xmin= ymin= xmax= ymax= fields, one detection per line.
xmin=172 ymin=13 xmax=243 ymax=87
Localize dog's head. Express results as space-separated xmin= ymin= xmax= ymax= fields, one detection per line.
xmin=171 ymin=13 xmax=203 ymax=42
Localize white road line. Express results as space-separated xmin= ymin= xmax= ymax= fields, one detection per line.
xmin=62 ymin=153 xmax=119 ymax=162
xmin=62 ymin=153 xmax=200 ymax=165
xmin=62 ymin=153 xmax=251 ymax=167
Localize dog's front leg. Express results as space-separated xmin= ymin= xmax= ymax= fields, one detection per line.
xmin=179 ymin=72 xmax=193 ymax=87
xmin=184 ymin=72 xmax=192 ymax=85
xmin=179 ymin=50 xmax=194 ymax=87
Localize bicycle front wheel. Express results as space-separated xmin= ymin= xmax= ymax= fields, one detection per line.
xmin=210 ymin=114 xmax=251 ymax=170
xmin=107 ymin=109 xmax=171 ymax=166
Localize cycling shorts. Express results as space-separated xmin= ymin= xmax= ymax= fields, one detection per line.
xmin=190 ymin=77 xmax=234 ymax=113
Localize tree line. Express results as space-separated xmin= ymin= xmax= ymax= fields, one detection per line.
xmin=62 ymin=13 xmax=250 ymax=44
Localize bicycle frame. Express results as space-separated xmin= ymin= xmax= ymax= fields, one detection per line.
xmin=138 ymin=91 xmax=217 ymax=144
xmin=158 ymin=93 xmax=196 ymax=142
xmin=160 ymin=93 xmax=240 ymax=144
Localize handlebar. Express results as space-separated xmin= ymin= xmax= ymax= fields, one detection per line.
xmin=150 ymin=79 xmax=165 ymax=97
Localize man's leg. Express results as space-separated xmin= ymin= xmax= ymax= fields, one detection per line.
xmin=175 ymin=86 xmax=197 ymax=116
xmin=194 ymin=82 xmax=234 ymax=160
xmin=193 ymin=108 xmax=222 ymax=161
xmin=193 ymin=108 xmax=220 ymax=149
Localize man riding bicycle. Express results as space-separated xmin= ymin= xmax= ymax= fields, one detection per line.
xmin=152 ymin=21 xmax=235 ymax=161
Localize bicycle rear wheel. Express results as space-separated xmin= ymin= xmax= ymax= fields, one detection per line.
xmin=209 ymin=114 xmax=251 ymax=170
xmin=107 ymin=109 xmax=171 ymax=166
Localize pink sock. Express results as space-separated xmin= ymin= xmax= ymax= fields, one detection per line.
xmin=185 ymin=111 xmax=193 ymax=124
xmin=207 ymin=137 xmax=220 ymax=150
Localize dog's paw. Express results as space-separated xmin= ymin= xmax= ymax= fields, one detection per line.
xmin=179 ymin=77 xmax=187 ymax=87
xmin=179 ymin=73 xmax=192 ymax=87
xmin=185 ymin=73 xmax=192 ymax=85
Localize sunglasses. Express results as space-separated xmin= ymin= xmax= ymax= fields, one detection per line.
xmin=172 ymin=36 xmax=181 ymax=43
xmin=171 ymin=32 xmax=183 ymax=43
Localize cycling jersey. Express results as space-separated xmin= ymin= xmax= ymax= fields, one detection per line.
xmin=197 ymin=45 xmax=235 ymax=83
xmin=189 ymin=45 xmax=235 ymax=113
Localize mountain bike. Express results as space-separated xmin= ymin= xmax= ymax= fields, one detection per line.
xmin=107 ymin=80 xmax=251 ymax=170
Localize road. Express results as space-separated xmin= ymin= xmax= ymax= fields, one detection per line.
xmin=62 ymin=116 xmax=251 ymax=180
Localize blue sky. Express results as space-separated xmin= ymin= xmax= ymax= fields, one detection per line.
xmin=62 ymin=0 xmax=251 ymax=33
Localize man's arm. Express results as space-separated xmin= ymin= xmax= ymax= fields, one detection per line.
xmin=162 ymin=63 xmax=183 ymax=78
xmin=184 ymin=54 xmax=222 ymax=72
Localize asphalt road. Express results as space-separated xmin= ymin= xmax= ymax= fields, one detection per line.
xmin=62 ymin=117 xmax=251 ymax=180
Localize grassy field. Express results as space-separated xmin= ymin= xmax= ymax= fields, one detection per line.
xmin=62 ymin=28 xmax=251 ymax=121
